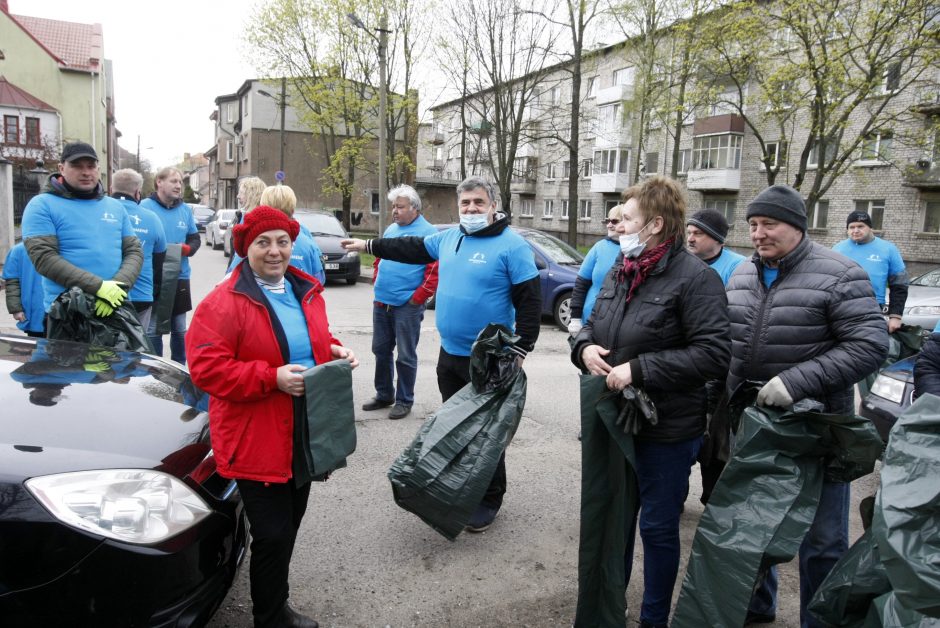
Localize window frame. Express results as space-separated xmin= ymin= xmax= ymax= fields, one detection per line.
xmin=24 ymin=117 xmax=40 ymax=147
xmin=4 ymin=115 xmax=19 ymax=144
xmin=806 ymin=199 xmax=830 ymax=230
xmin=579 ymin=199 xmax=592 ymax=221
xmin=543 ymin=199 xmax=554 ymax=218
xmin=692 ymin=133 xmax=743 ymax=170
xmin=923 ymin=201 xmax=940 ymax=233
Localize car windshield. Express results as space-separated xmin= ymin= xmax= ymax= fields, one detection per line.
xmin=523 ymin=230 xmax=584 ymax=265
xmin=911 ymin=268 xmax=940 ymax=287
xmin=193 ymin=206 xmax=214 ymax=219
xmin=293 ymin=211 xmax=347 ymax=237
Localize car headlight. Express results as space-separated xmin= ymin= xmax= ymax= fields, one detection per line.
xmin=904 ymin=305 xmax=940 ymax=316
xmin=26 ymin=469 xmax=211 ymax=545
xmin=344 ymin=250 xmax=359 ymax=260
xmin=869 ymin=375 xmax=905 ymax=404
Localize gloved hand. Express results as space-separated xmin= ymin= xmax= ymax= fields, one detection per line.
xmin=94 ymin=298 xmax=115 ymax=317
xmin=96 ymin=280 xmax=127 ymax=307
xmin=84 ymin=360 xmax=110 ymax=373
xmin=181 ymin=244 xmax=192 ymax=256
xmin=568 ymin=318 xmax=583 ymax=335
xmin=756 ymin=376 xmax=794 ymax=407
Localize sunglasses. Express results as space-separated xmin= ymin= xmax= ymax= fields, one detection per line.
xmin=603 ymin=218 xmax=621 ymax=226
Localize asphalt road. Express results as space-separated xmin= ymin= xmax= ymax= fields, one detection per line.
xmin=0 ymin=237 xmax=879 ymax=628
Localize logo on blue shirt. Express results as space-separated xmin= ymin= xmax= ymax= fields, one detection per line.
xmin=469 ymin=252 xmax=487 ymax=265
xmin=101 ymin=211 xmax=118 ymax=223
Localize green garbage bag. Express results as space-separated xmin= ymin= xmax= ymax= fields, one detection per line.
xmin=867 ymin=592 xmax=940 ymax=626
xmin=387 ymin=324 xmax=527 ymax=541
xmin=574 ymin=375 xmax=639 ymax=628
xmin=152 ymin=244 xmax=182 ymax=336
xmin=302 ymin=359 xmax=356 ymax=478
xmin=873 ymin=393 xmax=940 ymax=618
xmin=46 ymin=287 xmax=152 ymax=353
xmin=672 ymin=401 xmax=883 ymax=628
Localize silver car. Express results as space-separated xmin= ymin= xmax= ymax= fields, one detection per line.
xmin=903 ymin=267 xmax=940 ymax=333
xmin=206 ymin=209 xmax=238 ymax=251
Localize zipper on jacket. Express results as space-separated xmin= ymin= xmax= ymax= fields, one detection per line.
xmin=745 ymin=277 xmax=773 ymax=376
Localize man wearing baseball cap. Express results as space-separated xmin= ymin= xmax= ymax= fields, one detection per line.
xmin=685 ymin=208 xmax=746 ymax=284
xmin=833 ymin=210 xmax=908 ymax=333
xmin=723 ymin=185 xmax=888 ymax=625
xmin=20 ymin=141 xmax=143 ymax=324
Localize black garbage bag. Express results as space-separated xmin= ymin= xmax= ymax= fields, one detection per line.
xmin=152 ymin=244 xmax=182 ymax=336
xmin=867 ymin=592 xmax=940 ymax=626
xmin=873 ymin=393 xmax=940 ymax=618
xmin=46 ymin=287 xmax=152 ymax=352
xmin=671 ymin=401 xmax=883 ymax=628
xmin=302 ymin=359 xmax=356 ymax=479
xmin=387 ymin=323 xmax=527 ymax=541
xmin=574 ymin=375 xmax=639 ymax=628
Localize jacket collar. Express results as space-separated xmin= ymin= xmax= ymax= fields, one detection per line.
xmin=44 ymin=174 xmax=105 ymax=200
xmin=748 ymin=233 xmax=812 ymax=277
xmin=147 ymin=191 xmax=183 ymax=210
xmin=459 ymin=211 xmax=510 ymax=238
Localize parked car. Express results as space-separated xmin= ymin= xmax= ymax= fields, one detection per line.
xmin=902 ymin=266 xmax=940 ymax=333
xmin=205 ymin=209 xmax=238 ymax=250
xmin=860 ymin=355 xmax=917 ymax=442
xmin=222 ymin=212 xmax=239 ymax=258
xmin=292 ymin=209 xmax=360 ymax=284
xmin=191 ymin=204 xmax=215 ymax=233
xmin=428 ymin=225 xmax=583 ymax=330
xmin=0 ymin=335 xmax=247 ymax=626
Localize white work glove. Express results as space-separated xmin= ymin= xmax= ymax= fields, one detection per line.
xmin=568 ymin=318 xmax=583 ymax=335
xmin=756 ymin=376 xmax=794 ymax=408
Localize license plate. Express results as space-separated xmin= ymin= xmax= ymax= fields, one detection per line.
xmin=325 ymin=263 xmax=340 ymax=270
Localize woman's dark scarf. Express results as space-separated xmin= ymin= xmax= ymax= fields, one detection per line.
xmin=618 ymin=237 xmax=675 ymax=304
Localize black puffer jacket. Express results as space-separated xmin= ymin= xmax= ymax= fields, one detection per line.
xmin=725 ymin=236 xmax=888 ymax=415
xmin=914 ymin=333 xmax=940 ymax=398
xmin=570 ymin=241 xmax=731 ymax=442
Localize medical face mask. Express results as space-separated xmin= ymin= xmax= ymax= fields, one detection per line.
xmin=619 ymin=220 xmax=654 ymax=258
xmin=460 ymin=213 xmax=489 ymax=233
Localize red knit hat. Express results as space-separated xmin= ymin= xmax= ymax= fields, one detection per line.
xmin=232 ymin=206 xmax=300 ymax=257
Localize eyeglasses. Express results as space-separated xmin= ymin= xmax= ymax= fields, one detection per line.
xmin=603 ymin=218 xmax=621 ymax=226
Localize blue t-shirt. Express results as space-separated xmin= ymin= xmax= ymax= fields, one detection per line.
xmin=375 ymin=215 xmax=438 ymax=306
xmin=21 ymin=192 xmax=135 ymax=311
xmin=118 ymin=198 xmax=167 ymax=303
xmin=264 ymin=288 xmax=315 ymax=368
xmin=762 ymin=265 xmax=779 ymax=289
xmin=140 ymin=198 xmax=197 ymax=280
xmin=709 ymin=247 xmax=748 ymax=285
xmin=833 ymin=237 xmax=905 ymax=305
xmin=292 ymin=225 xmax=326 ymax=284
xmin=2 ymin=243 xmax=46 ymax=332
xmin=423 ymin=226 xmax=539 ymax=356
xmin=577 ymin=238 xmax=620 ymax=321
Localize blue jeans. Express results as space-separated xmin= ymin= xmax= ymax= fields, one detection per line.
xmin=372 ymin=301 xmax=425 ymax=406
xmin=148 ymin=312 xmax=188 ymax=365
xmin=625 ymin=436 xmax=702 ymax=627
xmin=749 ymin=480 xmax=850 ymax=627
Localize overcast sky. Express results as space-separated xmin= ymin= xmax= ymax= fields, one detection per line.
xmin=10 ymin=0 xmax=260 ymax=167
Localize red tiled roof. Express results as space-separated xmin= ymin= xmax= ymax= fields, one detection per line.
xmin=0 ymin=76 xmax=57 ymax=111
xmin=11 ymin=14 xmax=103 ymax=72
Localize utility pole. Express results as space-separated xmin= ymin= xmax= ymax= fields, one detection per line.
xmin=377 ymin=11 xmax=388 ymax=236
xmin=279 ymin=76 xmax=286 ymax=175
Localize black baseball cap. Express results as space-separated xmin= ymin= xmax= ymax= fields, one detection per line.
xmin=61 ymin=141 xmax=98 ymax=163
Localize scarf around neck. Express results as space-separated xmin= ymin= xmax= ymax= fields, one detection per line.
xmin=618 ymin=237 xmax=675 ymax=304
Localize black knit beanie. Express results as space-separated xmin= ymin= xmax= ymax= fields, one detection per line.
xmin=746 ymin=185 xmax=807 ymax=232
xmin=687 ymin=209 xmax=730 ymax=244
xmin=845 ymin=210 xmax=873 ymax=227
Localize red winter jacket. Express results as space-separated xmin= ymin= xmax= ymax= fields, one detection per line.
xmin=186 ymin=263 xmax=340 ymax=483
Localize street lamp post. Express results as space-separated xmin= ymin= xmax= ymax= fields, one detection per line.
xmin=258 ymin=77 xmax=287 ymax=178
xmin=135 ymin=135 xmax=153 ymax=172
xmin=348 ymin=11 xmax=390 ymax=236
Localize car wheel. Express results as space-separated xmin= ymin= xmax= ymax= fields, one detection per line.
xmin=212 ymin=233 xmax=223 ymax=250
xmin=553 ymin=291 xmax=572 ymax=331
xmin=223 ymin=236 xmax=231 ymax=258
xmin=346 ymin=275 xmax=358 ymax=285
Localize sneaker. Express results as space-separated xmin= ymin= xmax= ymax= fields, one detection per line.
xmin=466 ymin=504 xmax=499 ymax=533
xmin=362 ymin=397 xmax=394 ymax=411
xmin=278 ymin=603 xmax=319 ymax=628
xmin=388 ymin=403 xmax=412 ymax=420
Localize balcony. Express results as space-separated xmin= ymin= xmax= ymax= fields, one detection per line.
xmin=685 ymin=168 xmax=741 ymax=191
xmin=427 ymin=158 xmax=444 ymax=171
xmin=596 ymin=84 xmax=631 ymax=105
xmin=902 ymin=161 xmax=940 ymax=189
xmin=468 ymin=120 xmax=492 ymax=135
xmin=593 ymin=127 xmax=632 ymax=149
xmin=591 ymin=172 xmax=631 ymax=194
xmin=516 ymin=142 xmax=538 ymax=158
xmin=693 ymin=113 xmax=745 ymax=136
xmin=430 ymin=131 xmax=445 ymax=144
xmin=510 ymin=176 xmax=538 ymax=194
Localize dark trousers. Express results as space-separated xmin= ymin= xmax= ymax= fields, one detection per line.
xmin=236 ymin=479 xmax=311 ymax=628
xmin=436 ymin=347 xmax=507 ymax=510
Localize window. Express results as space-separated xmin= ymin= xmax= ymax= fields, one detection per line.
xmin=605 ymin=200 xmax=620 ymax=213
xmin=225 ymin=103 xmax=235 ymax=123
xmin=545 ymin=86 xmax=561 ymax=106
xmin=775 ymin=26 xmax=794 ymax=50
xmin=561 ymin=200 xmax=570 ymax=219
xmin=545 ymin=162 xmax=557 ymax=180
xmin=581 ymin=159 xmax=593 ymax=178
xmin=854 ymin=199 xmax=885 ymax=230
xmin=593 ymin=149 xmax=630 ymax=175
xmin=704 ymin=199 xmax=736 ymax=226
xmin=225 ymin=140 xmax=234 ymax=162
xmin=692 ymin=134 xmax=743 ymax=170
xmin=512 ymin=157 xmax=537 ymax=181
xmin=645 ymin=151 xmax=659 ymax=175
xmin=579 ymin=199 xmax=592 ymax=220
xmin=924 ymin=201 xmax=940 ymax=233
xmin=677 ymin=149 xmax=692 ymax=174
xmin=4 ymin=115 xmax=18 ymax=144
xmin=521 ymin=199 xmax=534 ymax=217
xmin=543 ymin=199 xmax=554 ymax=218
xmin=708 ymin=87 xmax=743 ymax=116
xmin=880 ymin=62 xmax=901 ymax=95
xmin=763 ymin=141 xmax=788 ymax=170
xmin=808 ymin=138 xmax=838 ymax=168
xmin=859 ymin=132 xmax=892 ymax=162
xmin=807 ymin=199 xmax=829 ymax=229
xmin=25 ymin=117 xmax=40 ymax=146
xmin=598 ymin=103 xmax=622 ymax=132
xmin=562 ymin=160 xmax=570 ymax=180
xmin=587 ymin=76 xmax=598 ymax=98
xmin=613 ymin=67 xmax=634 ymax=86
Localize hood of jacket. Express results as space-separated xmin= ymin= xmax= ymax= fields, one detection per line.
xmin=147 ymin=191 xmax=183 ymax=210
xmin=42 ymin=174 xmax=105 ymax=201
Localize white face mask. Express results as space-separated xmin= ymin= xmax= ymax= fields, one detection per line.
xmin=460 ymin=213 xmax=489 ymax=233
xmin=619 ymin=220 xmax=654 ymax=258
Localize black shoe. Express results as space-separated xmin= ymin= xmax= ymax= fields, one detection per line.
xmin=362 ymin=397 xmax=393 ymax=411
xmin=278 ymin=603 xmax=319 ymax=628
xmin=744 ymin=610 xmax=776 ymax=625
xmin=388 ymin=403 xmax=412 ymax=420
xmin=466 ymin=504 xmax=499 ymax=533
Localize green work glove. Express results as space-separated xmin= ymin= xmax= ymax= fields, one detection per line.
xmin=84 ymin=360 xmax=110 ymax=373
xmin=94 ymin=298 xmax=115 ymax=318
xmin=96 ymin=280 xmax=127 ymax=307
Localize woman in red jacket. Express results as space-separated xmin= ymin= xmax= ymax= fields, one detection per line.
xmin=187 ymin=207 xmax=357 ymax=628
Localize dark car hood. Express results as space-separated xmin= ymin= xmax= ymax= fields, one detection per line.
xmin=0 ymin=336 xmax=210 ymax=481
xmin=312 ymin=234 xmax=346 ymax=255
xmin=882 ymin=355 xmax=916 ymax=378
